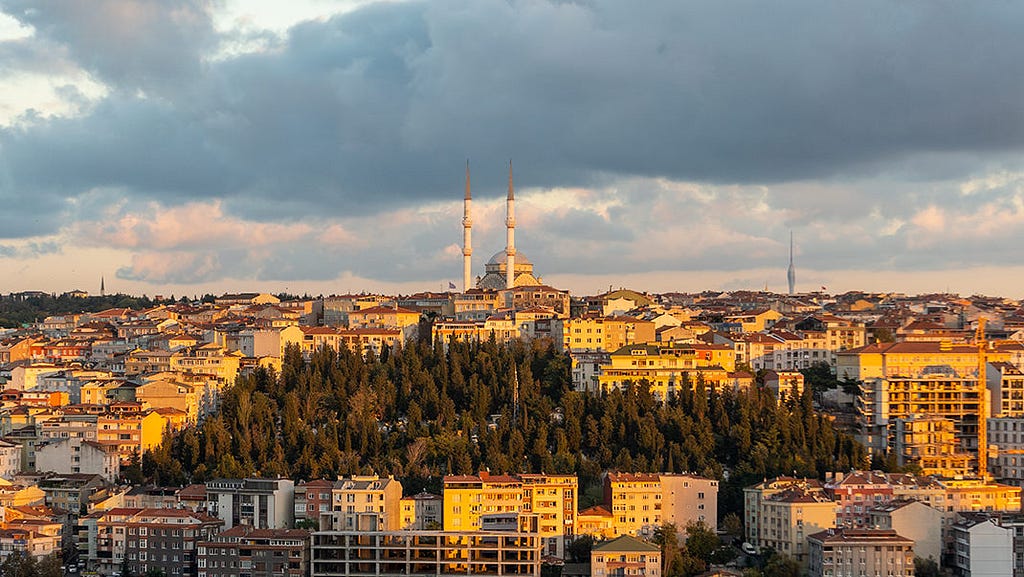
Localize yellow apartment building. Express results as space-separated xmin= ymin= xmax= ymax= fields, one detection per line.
xmin=347 ymin=305 xmax=421 ymax=332
xmin=79 ymin=380 xmax=123 ymax=405
xmin=942 ymin=478 xmax=1021 ymax=513
xmin=576 ymin=505 xmax=615 ymax=540
xmin=133 ymin=379 xmax=200 ymax=424
xmin=857 ymin=372 xmax=985 ymax=456
xmin=836 ymin=341 xmax=1012 ymax=383
xmin=442 ymin=472 xmax=523 ymax=532
xmin=840 ymin=342 xmax=1006 ymax=456
xmin=519 ymin=474 xmax=577 ymax=558
xmin=432 ymin=320 xmax=489 ymax=345
xmin=280 ymin=326 xmax=341 ymax=356
xmin=97 ymin=410 xmax=167 ymax=462
xmin=893 ymin=415 xmax=972 ymax=478
xmin=169 ymin=344 xmax=243 ymax=386
xmin=597 ymin=344 xmax=735 ymax=400
xmin=602 ymin=472 xmax=662 ymax=538
xmin=724 ymin=308 xmax=783 ymax=333
xmin=561 ymin=316 xmax=656 ymax=353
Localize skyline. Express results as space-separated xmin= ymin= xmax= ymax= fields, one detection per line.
xmin=4 ymin=1 xmax=1024 ymax=297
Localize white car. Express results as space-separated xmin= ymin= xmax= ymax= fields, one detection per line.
xmin=742 ymin=542 xmax=758 ymax=555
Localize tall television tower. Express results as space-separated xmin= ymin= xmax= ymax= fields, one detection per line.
xmin=505 ymin=160 xmax=516 ymax=290
xmin=462 ymin=160 xmax=473 ymax=293
xmin=787 ymin=231 xmax=796 ymax=295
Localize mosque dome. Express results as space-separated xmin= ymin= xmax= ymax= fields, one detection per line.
xmin=486 ymin=251 xmax=532 ymax=266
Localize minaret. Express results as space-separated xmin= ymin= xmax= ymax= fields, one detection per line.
xmin=462 ymin=160 xmax=473 ymax=293
xmin=100 ymin=276 xmax=105 ymax=297
xmin=787 ymin=231 xmax=796 ymax=295
xmin=505 ymin=160 xmax=516 ymax=289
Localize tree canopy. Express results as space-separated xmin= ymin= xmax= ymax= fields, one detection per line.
xmin=150 ymin=337 xmax=866 ymax=520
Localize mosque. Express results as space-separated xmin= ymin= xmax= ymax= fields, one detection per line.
xmin=461 ymin=161 xmax=541 ymax=291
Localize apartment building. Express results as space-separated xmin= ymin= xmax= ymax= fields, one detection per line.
xmin=757 ymin=488 xmax=836 ymax=566
xmin=519 ymin=474 xmax=577 ymax=558
xmin=990 ymin=416 xmax=1024 ymax=486
xmin=659 ymin=474 xmax=718 ymax=532
xmin=868 ymin=499 xmax=943 ymax=563
xmin=442 ymin=473 xmax=523 ymax=532
xmin=399 ymin=491 xmax=442 ymax=531
xmin=0 ymin=527 xmax=60 ymax=559
xmin=989 ymin=361 xmax=1024 ymax=417
xmin=561 ymin=316 xmax=656 ymax=353
xmin=763 ymin=370 xmax=804 ymax=401
xmin=325 ymin=475 xmax=403 ymax=532
xmin=35 ymin=438 xmax=120 ymax=481
xmin=576 ymin=505 xmax=615 ymax=540
xmin=951 ymin=515 xmax=1013 ymax=577
xmin=597 ymin=343 xmax=736 ymax=401
xmin=603 ymin=472 xmax=662 ymax=538
xmin=806 ymin=528 xmax=914 ymax=577
xmin=892 ymin=414 xmax=972 ymax=478
xmin=852 ymin=353 xmax=987 ymax=456
xmin=205 ymin=478 xmax=295 ymax=530
xmin=744 ymin=477 xmax=827 ymax=548
xmin=80 ymin=507 xmax=223 ymax=576
xmin=0 ymin=439 xmax=21 ymax=480
xmin=294 ymin=479 xmax=333 ymax=525
xmin=591 ymin=535 xmax=661 ymax=577
xmin=310 ymin=530 xmax=541 ymax=577
xmin=198 ymin=526 xmax=309 ymax=577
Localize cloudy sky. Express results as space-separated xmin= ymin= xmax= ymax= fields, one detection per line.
xmin=2 ymin=0 xmax=1024 ymax=298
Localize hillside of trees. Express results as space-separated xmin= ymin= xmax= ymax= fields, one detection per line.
xmin=0 ymin=294 xmax=160 ymax=328
xmin=145 ymin=337 xmax=866 ymax=518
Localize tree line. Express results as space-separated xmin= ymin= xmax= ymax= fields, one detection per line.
xmin=145 ymin=337 xmax=866 ymax=519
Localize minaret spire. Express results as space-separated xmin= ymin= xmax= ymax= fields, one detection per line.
xmin=100 ymin=276 xmax=105 ymax=297
xmin=787 ymin=231 xmax=796 ymax=295
xmin=462 ymin=160 xmax=473 ymax=293
xmin=505 ymin=160 xmax=516 ymax=290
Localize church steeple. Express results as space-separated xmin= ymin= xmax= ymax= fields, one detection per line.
xmin=462 ymin=160 xmax=473 ymax=293
xmin=505 ymin=160 xmax=516 ymax=290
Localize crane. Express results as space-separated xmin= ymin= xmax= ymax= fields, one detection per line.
xmin=976 ymin=318 xmax=989 ymax=480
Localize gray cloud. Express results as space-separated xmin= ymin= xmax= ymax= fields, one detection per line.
xmin=0 ymin=0 xmax=217 ymax=93
xmin=5 ymin=0 xmax=1024 ymax=286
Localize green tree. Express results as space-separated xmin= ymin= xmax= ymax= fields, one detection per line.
xmin=565 ymin=535 xmax=595 ymax=563
xmin=684 ymin=521 xmax=719 ymax=564
xmin=652 ymin=523 xmax=685 ymax=577
xmin=0 ymin=551 xmax=39 ymax=577
xmin=761 ymin=553 xmax=800 ymax=577
xmin=914 ymin=556 xmax=940 ymax=577
xmin=721 ymin=512 xmax=743 ymax=538
xmin=36 ymin=555 xmax=61 ymax=577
